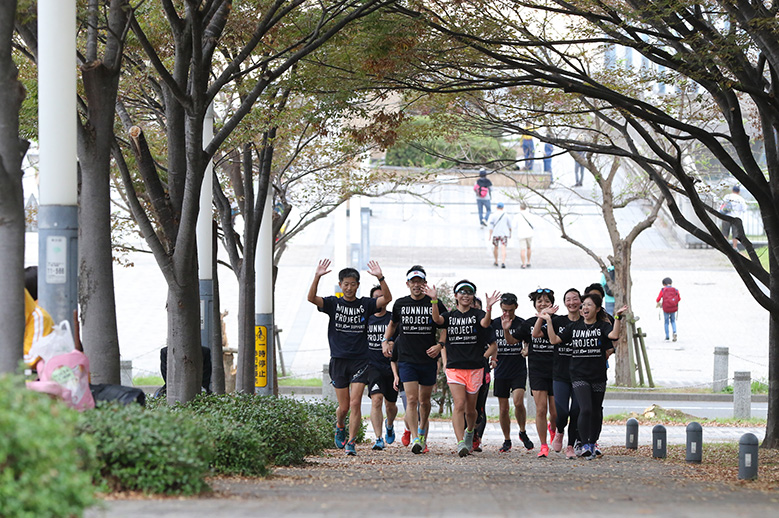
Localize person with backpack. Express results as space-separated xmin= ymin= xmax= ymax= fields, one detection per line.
xmin=600 ymin=266 xmax=616 ymax=315
xmin=474 ymin=168 xmax=493 ymax=226
xmin=720 ymin=185 xmax=747 ymax=250
xmin=656 ymin=277 xmax=681 ymax=342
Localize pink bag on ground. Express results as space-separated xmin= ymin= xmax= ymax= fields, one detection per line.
xmin=36 ymin=351 xmax=95 ymax=411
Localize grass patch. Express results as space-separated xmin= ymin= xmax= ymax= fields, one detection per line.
xmin=278 ymin=377 xmax=322 ymax=387
xmin=606 ymin=443 xmax=779 ymax=490
xmin=133 ymin=375 xmax=163 ymax=386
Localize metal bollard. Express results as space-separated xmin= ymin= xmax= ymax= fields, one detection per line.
xmin=626 ymin=418 xmax=639 ymax=449
xmin=712 ymin=347 xmax=729 ymax=393
xmin=733 ymin=371 xmax=751 ymax=419
xmin=652 ymin=424 xmax=666 ymax=459
xmin=738 ymin=433 xmax=759 ymax=480
xmin=686 ymin=422 xmax=703 ymax=463
xmin=322 ymin=363 xmax=336 ymax=401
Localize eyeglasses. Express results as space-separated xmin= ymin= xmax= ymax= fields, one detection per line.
xmin=457 ymin=289 xmax=474 ymax=295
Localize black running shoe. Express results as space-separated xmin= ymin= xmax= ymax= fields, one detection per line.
xmin=500 ymin=439 xmax=512 ymax=453
xmin=519 ymin=430 xmax=534 ymax=450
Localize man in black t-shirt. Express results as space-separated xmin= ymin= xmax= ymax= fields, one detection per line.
xmin=365 ymin=285 xmax=399 ymax=451
xmin=493 ymin=293 xmax=534 ymax=452
xmin=382 ymin=265 xmax=446 ymax=454
xmin=308 ymin=258 xmax=391 ymax=456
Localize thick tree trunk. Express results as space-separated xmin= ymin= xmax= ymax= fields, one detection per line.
xmin=166 ymin=266 xmax=203 ymax=403
xmin=235 ymin=255 xmax=256 ymax=393
xmin=78 ymin=154 xmax=121 ymax=384
xmin=0 ymin=0 xmax=26 ymax=374
xmin=764 ymin=253 xmax=779 ymax=448
xmin=613 ymin=240 xmax=634 ymax=386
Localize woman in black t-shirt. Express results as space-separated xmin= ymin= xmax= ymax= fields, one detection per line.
xmin=546 ymin=293 xmax=627 ymax=459
xmin=551 ymin=288 xmax=583 ymax=459
xmin=426 ymin=280 xmax=499 ymax=458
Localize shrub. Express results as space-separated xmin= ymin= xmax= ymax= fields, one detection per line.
xmin=79 ymin=403 xmax=212 ymax=495
xmin=203 ymin=414 xmax=270 ymax=477
xmin=0 ymin=375 xmax=96 ymax=518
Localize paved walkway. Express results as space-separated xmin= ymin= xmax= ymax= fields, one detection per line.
xmin=87 ymin=430 xmax=776 ymax=517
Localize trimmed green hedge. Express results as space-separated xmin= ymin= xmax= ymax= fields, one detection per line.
xmin=0 ymin=375 xmax=96 ymax=518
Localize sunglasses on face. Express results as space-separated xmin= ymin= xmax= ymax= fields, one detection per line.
xmin=457 ymin=290 xmax=474 ymax=295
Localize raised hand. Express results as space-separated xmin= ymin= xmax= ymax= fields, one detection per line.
xmin=315 ymin=259 xmax=331 ymax=277
xmin=423 ymin=284 xmax=438 ymax=299
xmin=367 ymin=260 xmax=383 ymax=278
xmin=484 ymin=290 xmax=501 ymax=309
xmin=615 ymin=305 xmax=629 ymax=317
xmin=540 ymin=305 xmax=559 ymax=315
xmin=500 ymin=313 xmax=513 ymax=330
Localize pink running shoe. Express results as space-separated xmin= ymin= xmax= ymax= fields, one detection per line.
xmin=401 ymin=429 xmax=411 ymax=447
xmin=538 ymin=444 xmax=549 ymax=458
xmin=551 ymin=429 xmax=564 ymax=453
xmin=565 ymin=445 xmax=576 ymax=459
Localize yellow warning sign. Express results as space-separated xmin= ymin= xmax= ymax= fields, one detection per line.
xmin=255 ymin=325 xmax=267 ymax=388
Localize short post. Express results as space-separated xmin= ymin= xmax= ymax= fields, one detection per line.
xmin=652 ymin=424 xmax=666 ymax=459
xmin=733 ymin=371 xmax=751 ymax=419
xmin=686 ymin=422 xmax=703 ymax=463
xmin=120 ymin=360 xmax=133 ymax=386
xmin=713 ymin=347 xmax=729 ymax=392
xmin=322 ymin=363 xmax=336 ymax=401
xmin=626 ymin=418 xmax=639 ymax=449
xmin=525 ymin=372 xmax=536 ymax=418
xmin=738 ymin=433 xmax=759 ymax=480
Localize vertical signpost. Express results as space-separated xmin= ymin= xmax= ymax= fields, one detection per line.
xmin=255 ymin=191 xmax=274 ymax=395
xmin=37 ymin=0 xmax=78 ymax=326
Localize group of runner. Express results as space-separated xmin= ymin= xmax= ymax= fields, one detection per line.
xmin=308 ymin=260 xmax=627 ymax=459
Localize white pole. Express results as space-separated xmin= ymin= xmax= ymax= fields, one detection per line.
xmin=198 ymin=105 xmax=214 ymax=352
xmin=349 ymin=195 xmax=362 ymax=270
xmin=255 ymin=191 xmax=274 ymax=394
xmin=37 ymin=0 xmax=78 ymax=325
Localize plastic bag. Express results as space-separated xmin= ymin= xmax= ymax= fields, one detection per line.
xmin=38 ymin=351 xmax=95 ymax=411
xmin=28 ymin=320 xmax=76 ymax=365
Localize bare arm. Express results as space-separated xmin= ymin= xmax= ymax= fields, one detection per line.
xmin=608 ymin=306 xmax=629 ymax=340
xmin=383 ymin=320 xmax=397 ymax=357
xmin=423 ymin=285 xmax=444 ymax=325
xmin=481 ymin=290 xmax=501 ymax=328
xmin=502 ymin=314 xmax=519 ymax=344
xmin=307 ymin=259 xmax=331 ymax=308
xmin=367 ymin=260 xmax=392 ymax=308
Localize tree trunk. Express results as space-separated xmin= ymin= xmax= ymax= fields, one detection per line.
xmin=613 ymin=240 xmax=634 ymax=386
xmin=166 ymin=267 xmax=203 ymax=403
xmin=210 ymin=219 xmax=225 ymax=394
xmin=235 ymin=255 xmax=256 ymax=393
xmin=764 ymin=252 xmax=779 ymax=448
xmin=0 ymin=0 xmax=26 ymax=374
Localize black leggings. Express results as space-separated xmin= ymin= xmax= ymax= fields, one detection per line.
xmin=572 ymin=380 xmax=606 ymax=444
xmin=553 ymin=380 xmax=579 ymax=446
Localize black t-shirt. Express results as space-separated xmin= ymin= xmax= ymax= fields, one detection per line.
xmin=492 ymin=316 xmax=527 ymax=380
xmin=391 ymin=295 xmax=447 ymax=365
xmin=512 ymin=316 xmax=555 ymax=379
xmin=319 ymin=296 xmax=378 ymax=359
xmin=442 ymin=308 xmax=487 ymax=369
xmin=558 ymin=319 xmax=614 ymax=382
xmin=367 ymin=312 xmax=393 ymax=371
xmin=552 ymin=314 xmax=580 ymax=382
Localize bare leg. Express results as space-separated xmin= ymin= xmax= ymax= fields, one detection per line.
xmin=465 ymin=391 xmax=479 ymax=432
xmin=493 ymin=244 xmax=499 ymax=264
xmin=385 ymin=400 xmax=398 ymax=427
xmin=404 ymin=381 xmax=420 ymax=440
xmin=547 ymin=393 xmax=558 ymax=433
xmin=450 ymin=383 xmax=468 ymax=442
xmin=513 ymin=389 xmax=527 ymax=431
xmin=526 ymin=245 xmax=532 ymax=265
xmin=498 ymin=397 xmax=511 ymax=440
xmin=348 ymin=382 xmax=365 ymax=443
xmin=370 ymin=392 xmax=384 ymax=438
xmin=418 ymin=384 xmax=434 ymax=434
xmin=534 ymin=389 xmax=549 ymax=444
xmin=520 ymin=248 xmax=528 ymax=267
xmin=500 ymin=243 xmax=507 ymax=264
xmin=334 ymin=386 xmax=350 ymax=429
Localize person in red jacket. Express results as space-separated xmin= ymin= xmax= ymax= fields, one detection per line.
xmin=656 ymin=277 xmax=681 ymax=342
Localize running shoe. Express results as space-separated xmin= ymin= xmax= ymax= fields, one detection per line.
xmin=334 ymin=426 xmax=347 ymax=449
xmin=385 ymin=420 xmax=396 ymax=444
xmin=547 ymin=423 xmax=556 ymax=445
xmin=464 ymin=429 xmax=475 ymax=452
xmin=472 ymin=435 xmax=482 ymax=452
xmin=673 ymin=333 xmax=678 ymax=342
xmin=411 ymin=437 xmax=423 ymax=454
xmin=538 ymin=443 xmax=549 ymax=458
xmin=519 ymin=430 xmax=534 ymax=451
xmin=423 ymin=443 xmax=429 ymax=454
xmin=594 ymin=443 xmax=602 ymax=457
xmin=580 ymin=443 xmax=593 ymax=458
xmin=401 ymin=429 xmax=411 ymax=447
xmin=551 ymin=428 xmax=564 ymax=453
xmin=573 ymin=439 xmax=583 ymax=457
xmin=565 ymin=445 xmax=576 ymax=459
xmin=372 ymin=437 xmax=386 ymax=451
xmin=457 ymin=440 xmax=470 ymax=457
xmin=500 ymin=439 xmax=512 ymax=453
xmin=345 ymin=439 xmax=357 ymax=456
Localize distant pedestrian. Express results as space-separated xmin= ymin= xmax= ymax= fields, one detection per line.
xmin=474 ymin=168 xmax=493 ymax=226
xmin=656 ymin=277 xmax=681 ymax=342
xmin=572 ymin=152 xmax=586 ymax=187
xmin=515 ymin=202 xmax=534 ymax=269
xmin=719 ymin=185 xmax=747 ymax=250
xmin=599 ymin=266 xmax=616 ymax=315
xmin=543 ymin=142 xmax=554 ymax=183
xmin=521 ymin=134 xmax=534 ymax=170
xmin=488 ymin=202 xmax=512 ymax=268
